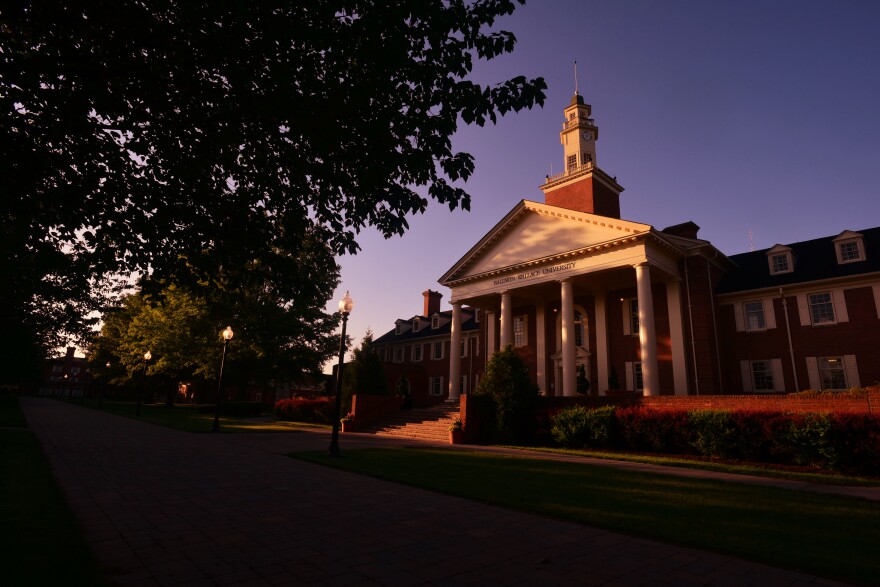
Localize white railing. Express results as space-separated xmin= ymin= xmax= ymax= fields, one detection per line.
xmin=545 ymin=161 xmax=594 ymax=184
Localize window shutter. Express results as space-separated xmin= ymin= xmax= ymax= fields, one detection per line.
xmin=733 ymin=303 xmax=745 ymax=332
xmin=873 ymin=285 xmax=880 ymax=319
xmin=843 ymin=355 xmax=860 ymax=389
xmin=625 ymin=362 xmax=634 ymax=391
xmin=797 ymin=295 xmax=810 ymax=326
xmin=622 ymin=301 xmax=631 ymax=336
xmin=740 ymin=361 xmax=753 ymax=393
xmin=764 ymin=299 xmax=777 ymax=330
xmin=805 ymin=357 xmax=820 ymax=390
xmin=831 ymin=288 xmax=849 ymax=323
xmin=771 ymin=359 xmax=785 ymax=392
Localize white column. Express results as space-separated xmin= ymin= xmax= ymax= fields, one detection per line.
xmin=560 ymin=279 xmax=576 ymax=397
xmin=448 ymin=302 xmax=462 ymax=401
xmin=487 ymin=312 xmax=496 ymax=357
xmin=635 ymin=262 xmax=660 ymax=396
xmin=499 ymin=291 xmax=513 ymax=348
xmin=536 ymin=304 xmax=546 ymax=394
xmin=594 ymin=293 xmax=609 ymax=396
xmin=666 ymin=281 xmax=687 ymax=396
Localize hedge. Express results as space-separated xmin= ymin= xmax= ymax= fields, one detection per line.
xmin=274 ymin=398 xmax=335 ymax=424
xmin=549 ymin=406 xmax=880 ymax=475
xmin=195 ymin=401 xmax=269 ymax=417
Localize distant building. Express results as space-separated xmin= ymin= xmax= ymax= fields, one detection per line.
xmin=41 ymin=347 xmax=91 ymax=398
xmin=375 ymin=93 xmax=880 ymax=401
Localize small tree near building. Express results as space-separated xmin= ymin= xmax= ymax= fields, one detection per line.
xmin=342 ymin=330 xmax=388 ymax=409
xmin=473 ymin=345 xmax=539 ymax=443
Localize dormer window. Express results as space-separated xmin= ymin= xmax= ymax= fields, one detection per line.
xmin=766 ymin=245 xmax=794 ymax=275
xmin=833 ymin=231 xmax=865 ymax=264
xmin=412 ymin=319 xmax=420 ymax=333
xmin=474 ymin=308 xmax=480 ymax=323
xmin=431 ymin=314 xmax=440 ymax=329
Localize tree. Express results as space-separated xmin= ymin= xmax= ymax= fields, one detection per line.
xmin=473 ymin=345 xmax=539 ymax=443
xmin=342 ymin=330 xmax=388 ymax=402
xmin=1 ymin=1 xmax=546 ymax=377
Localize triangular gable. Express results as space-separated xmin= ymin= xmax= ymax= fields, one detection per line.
xmin=440 ymin=200 xmax=651 ymax=285
xmin=832 ymin=230 xmax=863 ymax=242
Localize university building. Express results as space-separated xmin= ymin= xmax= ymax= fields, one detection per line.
xmin=375 ymin=93 xmax=880 ymax=406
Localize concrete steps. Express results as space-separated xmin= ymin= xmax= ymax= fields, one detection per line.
xmin=355 ymin=401 xmax=460 ymax=442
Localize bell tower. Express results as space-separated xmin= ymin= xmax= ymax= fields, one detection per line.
xmin=541 ymin=84 xmax=624 ymax=218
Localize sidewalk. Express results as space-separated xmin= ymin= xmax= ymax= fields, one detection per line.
xmin=21 ymin=398 xmax=850 ymax=586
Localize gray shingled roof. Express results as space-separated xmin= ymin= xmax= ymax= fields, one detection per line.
xmin=716 ymin=227 xmax=880 ymax=294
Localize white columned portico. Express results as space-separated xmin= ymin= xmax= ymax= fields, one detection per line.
xmin=594 ymin=293 xmax=609 ymax=395
xmin=635 ymin=262 xmax=660 ymax=396
xmin=448 ymin=302 xmax=462 ymax=401
xmin=666 ymin=281 xmax=688 ymax=395
xmin=499 ymin=291 xmax=513 ymax=348
xmin=560 ymin=279 xmax=577 ymax=396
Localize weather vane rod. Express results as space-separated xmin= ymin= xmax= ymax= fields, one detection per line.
xmin=574 ymin=59 xmax=578 ymax=94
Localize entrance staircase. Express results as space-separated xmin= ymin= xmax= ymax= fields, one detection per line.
xmin=355 ymin=401 xmax=460 ymax=442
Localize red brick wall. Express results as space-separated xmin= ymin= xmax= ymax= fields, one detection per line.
xmin=544 ymin=176 xmax=620 ymax=218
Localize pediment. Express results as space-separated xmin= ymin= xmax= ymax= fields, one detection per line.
xmin=440 ymin=200 xmax=652 ymax=285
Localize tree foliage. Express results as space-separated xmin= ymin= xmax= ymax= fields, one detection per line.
xmin=1 ymin=1 xmax=546 ymax=376
xmin=473 ymin=345 xmax=539 ymax=442
xmin=342 ymin=329 xmax=388 ymax=399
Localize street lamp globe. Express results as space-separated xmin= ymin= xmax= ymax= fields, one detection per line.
xmin=339 ymin=290 xmax=354 ymax=314
xmin=144 ymin=351 xmax=152 ymax=361
xmin=222 ymin=326 xmax=234 ymax=341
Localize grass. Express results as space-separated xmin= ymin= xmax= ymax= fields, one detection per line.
xmin=509 ymin=445 xmax=880 ymax=486
xmin=295 ymin=447 xmax=880 ymax=586
xmin=0 ymin=395 xmax=109 ymax=586
xmin=91 ymin=400 xmax=329 ymax=433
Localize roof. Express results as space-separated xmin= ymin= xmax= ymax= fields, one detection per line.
xmin=374 ymin=311 xmax=480 ymax=345
xmin=716 ymin=227 xmax=880 ymax=294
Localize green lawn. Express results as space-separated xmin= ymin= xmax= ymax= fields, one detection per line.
xmin=92 ymin=401 xmax=328 ymax=433
xmin=0 ymin=395 xmax=109 ymax=586
xmin=295 ymin=447 xmax=880 ymax=586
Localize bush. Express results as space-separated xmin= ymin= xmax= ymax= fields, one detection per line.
xmin=829 ymin=413 xmax=880 ymax=475
xmin=615 ymin=408 xmax=693 ymax=454
xmin=473 ymin=345 xmax=539 ymax=444
xmin=726 ymin=410 xmax=794 ymax=463
xmin=786 ymin=412 xmax=837 ymax=469
xmin=195 ymin=401 xmax=268 ymax=417
xmin=551 ymin=405 xmax=616 ymax=448
xmin=274 ymin=398 xmax=335 ymax=424
xmin=688 ymin=410 xmax=736 ymax=458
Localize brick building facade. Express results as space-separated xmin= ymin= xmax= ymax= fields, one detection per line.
xmin=374 ymin=94 xmax=880 ymax=402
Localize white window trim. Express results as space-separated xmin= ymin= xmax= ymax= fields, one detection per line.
xmin=393 ymin=347 xmax=405 ymax=364
xmin=412 ymin=319 xmax=420 ymax=333
xmin=798 ymin=289 xmax=848 ymax=326
xmin=740 ymin=359 xmax=784 ymax=392
xmin=431 ymin=314 xmax=440 ymax=329
xmin=625 ymin=361 xmax=643 ymax=392
xmin=622 ymin=298 xmax=639 ymax=336
xmin=429 ymin=376 xmax=444 ymax=396
xmin=432 ymin=340 xmax=445 ymax=361
xmin=460 ymin=338 xmax=467 ymax=358
xmin=412 ymin=344 xmax=423 ymax=362
xmin=835 ymin=239 xmax=864 ymax=264
xmin=806 ymin=355 xmax=860 ymax=390
xmin=735 ymin=299 xmax=776 ymax=332
xmin=513 ymin=315 xmax=528 ymax=347
xmin=767 ymin=246 xmax=794 ymax=275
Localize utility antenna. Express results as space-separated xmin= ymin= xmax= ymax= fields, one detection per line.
xmin=749 ymin=229 xmax=754 ymax=252
xmin=574 ymin=60 xmax=579 ymax=94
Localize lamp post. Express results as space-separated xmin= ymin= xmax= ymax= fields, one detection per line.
xmin=211 ymin=326 xmax=234 ymax=433
xmin=329 ymin=291 xmax=354 ymax=457
xmin=136 ymin=351 xmax=151 ymax=416
xmin=99 ymin=361 xmax=110 ymax=408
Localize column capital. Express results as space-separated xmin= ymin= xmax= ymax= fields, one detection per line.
xmin=632 ymin=260 xmax=651 ymax=269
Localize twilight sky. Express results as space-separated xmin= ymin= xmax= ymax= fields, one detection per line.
xmin=325 ymin=0 xmax=880 ymax=367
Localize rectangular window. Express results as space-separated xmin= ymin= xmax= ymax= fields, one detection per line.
xmin=430 ymin=376 xmax=443 ymax=396
xmin=412 ymin=320 xmax=420 ymax=332
xmin=750 ymin=360 xmax=775 ymax=391
xmin=809 ymin=292 xmax=835 ymax=325
xmin=819 ymin=357 xmax=847 ymax=390
xmin=581 ymin=152 xmax=592 ymax=164
xmin=837 ymin=240 xmax=863 ymax=263
xmin=744 ymin=301 xmax=766 ymax=331
xmin=432 ymin=341 xmax=444 ymax=360
xmin=771 ymin=253 xmax=791 ymax=274
xmin=431 ymin=315 xmax=439 ymax=329
xmin=460 ymin=339 xmax=467 ymax=358
xmin=567 ymin=154 xmax=577 ymax=170
xmin=413 ymin=345 xmax=423 ymax=362
xmin=630 ymin=299 xmax=640 ymax=335
xmin=513 ymin=316 xmax=527 ymax=347
xmin=459 ymin=375 xmax=467 ymax=395
xmin=474 ymin=308 xmax=480 ymax=323
xmin=393 ymin=347 xmax=404 ymax=363
xmin=633 ymin=362 xmax=644 ymax=391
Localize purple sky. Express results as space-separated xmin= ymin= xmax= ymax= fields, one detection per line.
xmin=326 ymin=0 xmax=880 ymax=367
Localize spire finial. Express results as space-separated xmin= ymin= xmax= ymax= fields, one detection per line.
xmin=574 ymin=59 xmax=578 ymax=94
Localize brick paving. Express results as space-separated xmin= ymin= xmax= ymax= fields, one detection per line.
xmin=20 ymin=398 xmax=853 ymax=586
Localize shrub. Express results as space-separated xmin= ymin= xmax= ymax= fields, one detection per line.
xmin=829 ymin=412 xmax=880 ymax=475
xmin=473 ymin=345 xmax=539 ymax=443
xmin=274 ymin=398 xmax=335 ymax=424
xmin=615 ymin=408 xmax=693 ymax=454
xmin=688 ymin=410 xmax=736 ymax=458
xmin=785 ymin=412 xmax=837 ymax=469
xmin=551 ymin=405 xmax=616 ymax=448
xmin=726 ymin=410 xmax=794 ymax=463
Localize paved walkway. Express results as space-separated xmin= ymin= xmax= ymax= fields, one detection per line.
xmin=21 ymin=398 xmax=853 ymax=586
